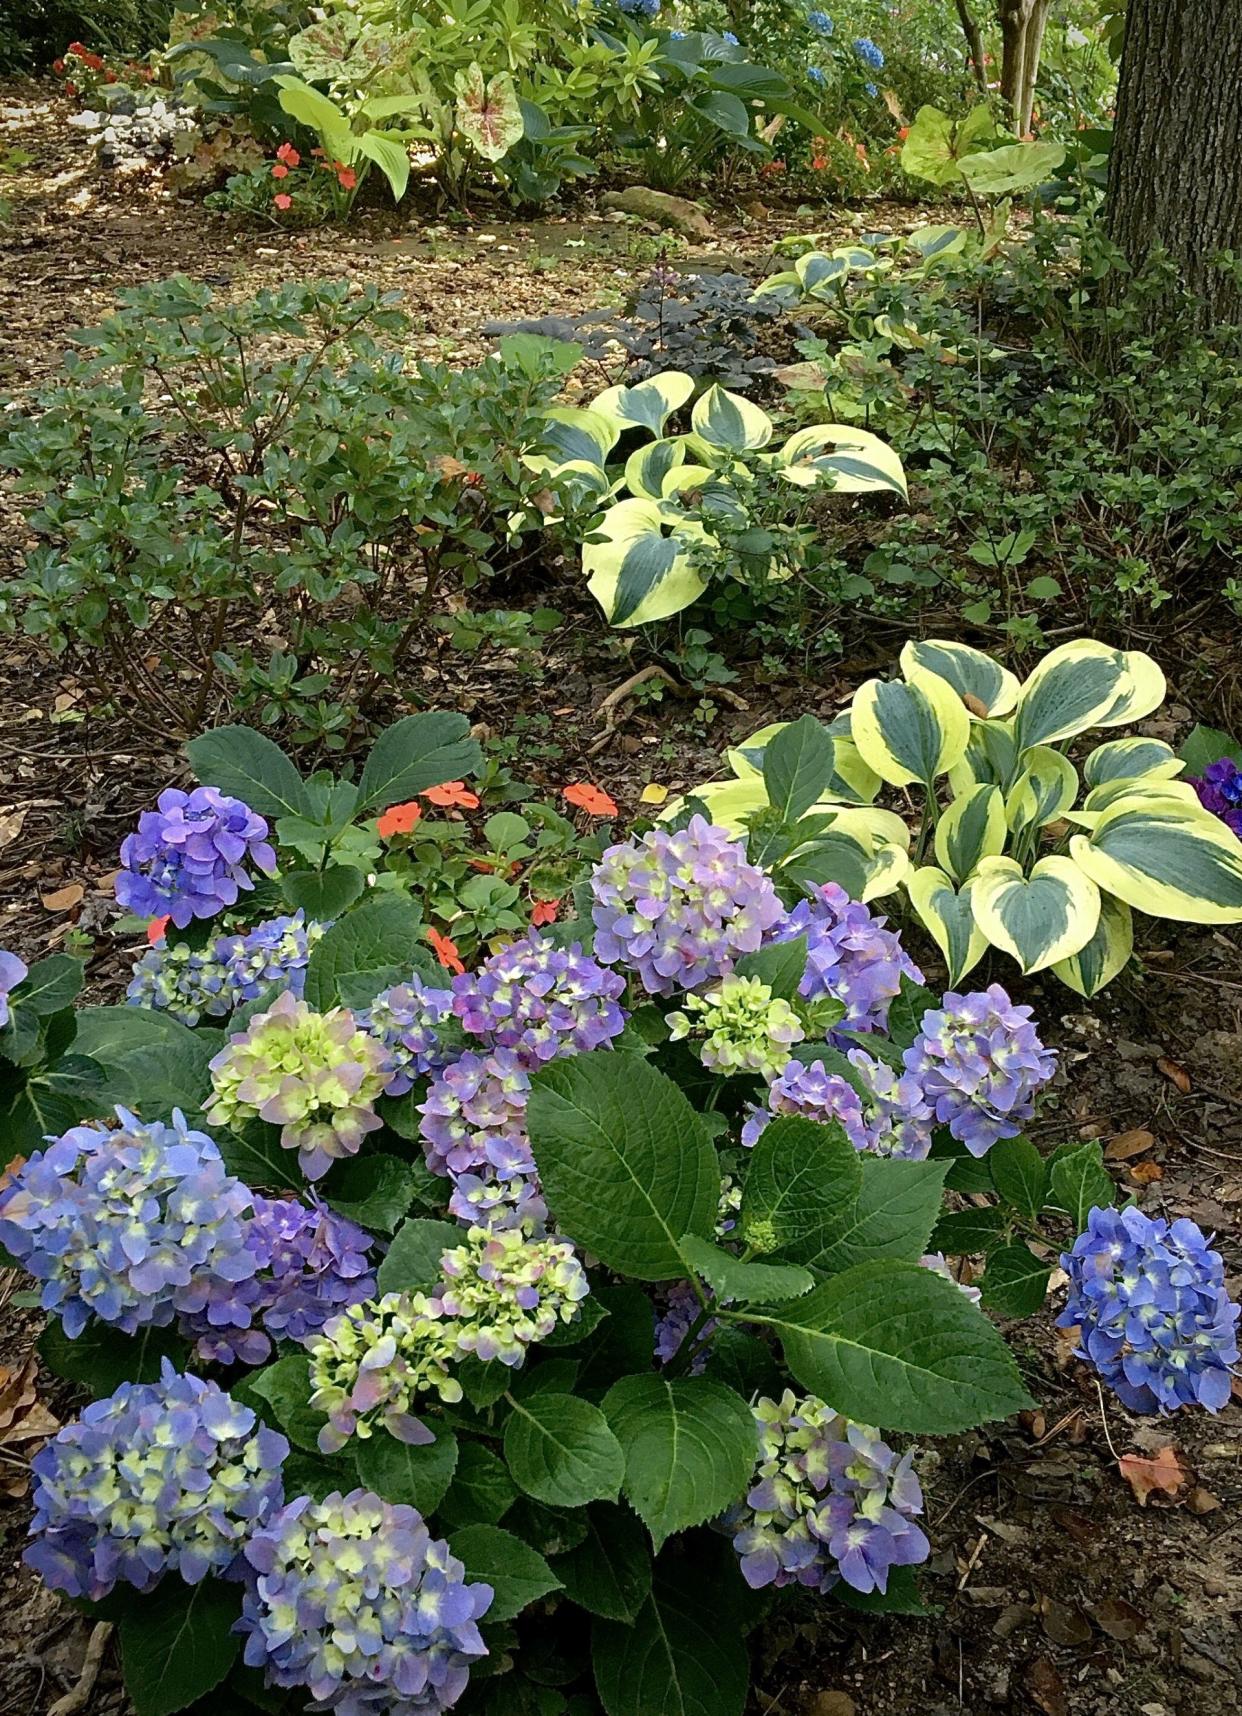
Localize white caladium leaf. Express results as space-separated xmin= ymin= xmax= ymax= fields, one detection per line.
xmin=288 ymin=14 xmax=362 ymax=83
xmin=454 ymin=62 xmax=524 ymax=161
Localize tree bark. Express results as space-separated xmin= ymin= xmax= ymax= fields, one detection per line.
xmin=997 ymin=0 xmax=1052 ymax=135
xmin=1105 ymin=0 xmax=1242 ymax=329
xmin=951 ymin=0 xmax=989 ymax=92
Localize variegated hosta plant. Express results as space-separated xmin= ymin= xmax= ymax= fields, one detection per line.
xmin=684 ymin=639 xmax=1242 ymax=994
xmin=527 ymin=371 xmax=906 ymax=627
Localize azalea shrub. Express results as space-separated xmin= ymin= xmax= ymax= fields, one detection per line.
xmin=2 ymin=706 xmax=1238 ymax=1716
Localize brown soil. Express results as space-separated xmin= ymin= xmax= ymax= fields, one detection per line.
xmin=1 ymin=80 xmax=1239 ymax=1716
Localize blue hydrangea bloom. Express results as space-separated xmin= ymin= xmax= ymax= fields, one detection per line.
xmin=591 ymin=815 xmax=783 ymax=997
xmin=853 ymin=36 xmax=884 ymax=68
xmin=1058 ymin=1206 xmax=1240 ymax=1414
xmin=126 ymin=912 xmax=325 ymax=1024
xmin=451 ymin=934 xmax=627 ymax=1063
xmin=721 ymin=31 xmax=739 ymax=45
xmin=116 ymin=786 xmax=277 ymax=928
xmin=742 ymin=1053 xmax=933 ymax=1160
xmin=654 ymin=1279 xmax=712 ymax=1373
xmin=864 ymin=80 xmax=878 ymax=95
xmin=0 ymin=948 xmax=27 ymax=1029
xmin=26 ymin=1363 xmax=287 ymax=1600
xmin=360 ymin=974 xmax=457 ymax=1096
xmin=1189 ymin=757 xmax=1242 ymax=839
xmin=724 ymin=1390 xmax=928 ymax=1595
xmin=0 ymin=1107 xmax=256 ymax=1337
xmin=618 ymin=0 xmax=660 ymax=15
xmin=238 ymin=1489 xmax=493 ymax=1714
xmin=903 ymin=984 xmax=1055 ymax=1156
xmin=808 ymin=10 xmax=834 ymax=35
xmin=808 ymin=65 xmax=827 ymax=86
xmin=774 ymin=882 xmax=922 ymax=1038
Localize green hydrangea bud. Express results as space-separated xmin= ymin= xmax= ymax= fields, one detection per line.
xmin=432 ymin=1225 xmax=590 ymax=1367
xmin=668 ymin=975 xmax=805 ymax=1080
xmin=306 ymin=1291 xmax=462 ymax=1454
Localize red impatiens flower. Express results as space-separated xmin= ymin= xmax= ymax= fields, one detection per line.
xmin=563 ymin=783 xmax=618 ymax=818
xmin=65 ymin=81 xmax=77 ymax=95
xmin=336 ymin=166 xmax=358 ymax=191
xmin=422 ymin=781 xmax=480 ymax=810
xmin=53 ymin=58 xmax=65 ymax=73
xmin=273 ymin=194 xmax=293 ymax=211
xmin=530 ymin=899 xmax=560 ymax=927
xmin=428 ymin=927 xmax=465 ymax=975
xmin=272 ymin=162 xmax=290 ymax=179
xmin=276 ymin=142 xmax=300 ymax=167
xmin=376 ymin=801 xmax=422 ymax=839
xmin=146 ymin=914 xmax=171 ymax=946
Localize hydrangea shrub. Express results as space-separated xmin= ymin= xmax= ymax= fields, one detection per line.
xmin=2 ymin=708 xmax=1237 ymax=1716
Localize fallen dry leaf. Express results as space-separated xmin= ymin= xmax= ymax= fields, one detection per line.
xmin=1091 ymin=1597 xmax=1146 ymax=1641
xmin=809 ymin=1695 xmax=856 ymax=1716
xmin=1156 ymin=1056 xmax=1191 ymax=1094
xmin=639 ymin=783 xmax=670 ymax=806
xmin=1025 ymin=1655 xmax=1069 ymax=1716
xmin=1050 ymin=1506 xmax=1099 ymax=1546
xmin=0 ymin=806 xmax=28 ymax=851
xmin=1119 ymin=1445 xmax=1190 ymax=1506
xmin=1038 ymin=1595 xmax=1093 ymax=1648
xmin=1186 ymin=1485 xmax=1221 ymax=1514
xmin=1129 ymin=1161 xmax=1164 ymax=1185
xmin=40 ymin=881 xmax=84 ymax=912
xmin=1105 ymin=1127 xmax=1155 ymax=1161
xmin=0 ymin=1355 xmax=60 ymax=1496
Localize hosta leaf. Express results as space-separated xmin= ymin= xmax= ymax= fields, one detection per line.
xmin=771 ymin=424 xmax=907 ymax=497
xmin=690 ymin=383 xmax=774 ymax=452
xmin=850 ymin=668 xmax=970 ymax=787
xmin=934 ymin=783 xmax=1006 ymax=882
xmin=906 ymin=866 xmax=989 ymax=986
xmin=971 ymin=855 xmax=1101 ymax=973
xmin=1051 ymin=893 xmax=1133 ymax=996
xmin=583 ymin=497 xmax=710 ymax=628
xmin=1071 ymin=795 xmax=1242 ymax=923
xmin=899 ymin=639 xmax=1019 ymax=718
xmin=1014 ymin=640 xmax=1162 ymax=749
xmin=593 ymin=372 xmax=695 ymax=437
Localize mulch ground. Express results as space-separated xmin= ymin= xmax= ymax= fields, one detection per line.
xmin=0 ymin=78 xmax=1239 ymax=1716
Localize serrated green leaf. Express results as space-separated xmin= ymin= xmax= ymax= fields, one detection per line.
xmin=303 ymin=894 xmax=424 ymax=1011
xmin=732 ymin=934 xmax=808 ymax=1002
xmin=119 ymin=1577 xmax=241 ymax=1716
xmin=186 ymin=724 xmax=308 ymax=820
xmin=450 ymin=1524 xmax=561 ymax=1622
xmin=322 ymin=1153 xmax=423 ymax=1232
xmin=355 ymin=1426 xmax=458 ymax=1512
xmin=14 ymin=954 xmax=83 ymax=1016
xmin=245 ymin=1352 xmax=326 ymax=1454
xmin=39 ymin=1318 xmax=188 ymax=1395
xmin=554 ymin=1503 xmax=652 ymax=1622
xmin=988 ymin=1136 xmax=1049 ymax=1221
xmin=1048 ymin=1139 xmax=1115 ymax=1230
xmin=833 ymin=1564 xmax=930 ymax=1614
xmin=928 ymin=1205 xmax=1008 ymax=1256
xmin=980 ymin=1242 xmax=1051 ymax=1317
xmin=503 ymin=1391 xmax=624 ymax=1507
xmin=281 ymin=864 xmax=365 ymax=920
xmin=592 ymin=1558 xmax=749 ymax=1716
xmin=677 ymin=1235 xmax=813 ymax=1304
xmin=377 ymin=1217 xmax=459 ymax=1293
xmin=70 ymin=1005 xmax=216 ymax=1121
xmin=356 ymin=713 xmax=482 ymax=815
xmin=438 ymin=1441 xmax=518 ymax=1527
xmin=739 ymin=1115 xmax=863 ymax=1263
xmin=762 ymin=714 xmax=834 ymax=820
xmin=813 ymin=1157 xmax=950 ymax=1272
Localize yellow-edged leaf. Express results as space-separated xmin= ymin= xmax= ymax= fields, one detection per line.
xmin=971 ymin=854 xmax=1101 ymax=973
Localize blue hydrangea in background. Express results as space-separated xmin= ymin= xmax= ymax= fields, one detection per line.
xmin=617 ymin=0 xmax=660 ymax=15
xmin=451 ymin=934 xmax=627 ymax=1063
xmin=903 ymin=984 xmax=1056 ymax=1157
xmin=238 ymin=1489 xmax=493 ymax=1714
xmin=654 ymin=1279 xmax=712 ymax=1373
xmin=0 ymin=948 xmax=27 ymax=1029
xmin=126 ymin=912 xmax=325 ymax=1024
xmin=864 ymin=80 xmax=878 ymax=96
xmin=26 ymin=1363 xmax=287 ymax=1599
xmin=852 ymin=36 xmax=884 ymax=68
xmin=808 ymin=10 xmax=834 ymax=35
xmin=742 ymin=1052 xmax=933 ymax=1159
xmin=1058 ymin=1206 xmax=1240 ymax=1413
xmin=807 ymin=65 xmax=827 ymax=86
xmin=116 ymin=786 xmax=276 ymax=927
xmin=775 ymin=882 xmax=922 ymax=1038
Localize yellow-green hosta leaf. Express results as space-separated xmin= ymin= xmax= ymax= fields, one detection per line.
xmin=1005 ymin=746 xmax=1078 ymax=835
xmin=785 ymin=829 xmax=908 ymax=902
xmin=972 ymin=855 xmax=1101 ymax=974
xmin=660 ymin=464 xmax=750 ymax=530
xmin=1051 ymin=894 xmax=1133 ymax=997
xmin=690 ymin=384 xmax=774 ymax=453
xmin=542 ymin=407 xmax=620 ymax=468
xmin=829 ymin=806 xmax=912 ymax=854
xmin=663 ymin=776 xmax=764 ymax=833
xmin=770 ymin=425 xmax=907 ymax=497
xmin=795 ymin=251 xmax=849 ymax=296
xmin=948 ymin=716 xmax=1022 ymax=796
xmin=907 ymin=865 xmax=988 ymax=985
xmin=1081 ymin=776 xmax=1200 ymax=815
xmin=623 ymin=438 xmax=686 ymax=500
xmin=1015 ymin=640 xmax=1163 ymax=749
xmin=832 ymin=245 xmax=883 ymax=272
xmin=1095 ymin=649 xmax=1167 ymax=728
xmin=900 ymin=639 xmax=1019 ymax=719
xmin=583 ymin=498 xmax=710 ymax=628
xmin=934 ymin=784 xmax=1006 ymax=883
xmin=1071 ymin=796 xmax=1242 ymax=924
xmin=526 ymin=457 xmax=614 ymax=516
xmin=859 ymin=842 xmax=910 ymax=901
xmin=850 ymin=669 xmax=971 ymax=788
xmin=593 ymin=373 xmax=695 ymax=438
xmin=1083 ymin=737 xmax=1183 ymax=790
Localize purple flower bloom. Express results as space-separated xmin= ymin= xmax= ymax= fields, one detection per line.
xmin=238 ymin=1489 xmax=493 ymax=1714
xmin=126 ymin=912 xmax=326 ymax=1024
xmin=742 ymin=1053 xmax=934 ymax=1159
xmin=773 ymin=883 xmax=922 ymax=1038
xmin=418 ymin=1048 xmax=533 ymax=1182
xmin=451 ymin=934 xmax=627 ymax=1064
xmin=361 ymin=975 xmax=457 ymax=1095
xmin=0 ymin=1107 xmax=256 ymax=1338
xmin=0 ymin=949 xmax=28 ymax=1029
xmin=1188 ymin=757 xmax=1242 ymax=839
xmin=26 ymin=1362 xmax=287 ymax=1600
xmin=1058 ymin=1205 xmax=1240 ymax=1414
xmin=432 ymin=1224 xmax=590 ymax=1366
xmin=653 ymin=1280 xmax=711 ymax=1373
xmin=116 ymin=787 xmax=277 ymax=929
xmin=853 ymin=35 xmax=884 ymax=67
xmin=591 ymin=815 xmax=783 ymax=997
xmin=307 ymin=1293 xmax=460 ymax=1454
xmin=903 ymin=984 xmax=1056 ymax=1157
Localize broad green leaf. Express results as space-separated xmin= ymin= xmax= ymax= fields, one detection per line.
xmin=850 ymin=669 xmax=970 ymax=787
xmin=355 ymin=1426 xmax=458 ymax=1513
xmin=554 ymin=1503 xmax=652 ymax=1622
xmin=759 ymin=1260 xmax=1033 ymax=1432
xmin=732 ymin=934 xmax=808 ymax=1002
xmin=934 ymin=783 xmax=1006 ymax=882
xmin=449 ymin=1524 xmax=561 ymax=1622
xmin=71 ymin=1005 xmax=216 ymax=1120
xmin=302 ymin=894 xmax=423 ymax=1010
xmin=1048 ymin=1140 xmax=1115 ymax=1230
xmin=603 ymin=1374 xmax=757 ymax=1550
xmin=323 ymin=1153 xmax=425 ymax=1232
xmin=761 ymin=713 xmax=835 ymax=820
xmin=584 ymin=497 xmax=711 ymax=628
xmin=1071 ymin=795 xmax=1242 ymax=923
xmin=377 ymin=1217 xmax=459 ymax=1294
xmin=454 ymin=62 xmax=524 ymax=161
xmin=971 ymin=855 xmax=1101 ymax=973
xmin=812 ymin=1157 xmax=950 ymax=1273
xmin=988 ymin=1136 xmax=1048 ymax=1221
xmin=187 ymin=722 xmax=309 ymax=820
xmin=835 ymin=1564 xmax=930 ymax=1614
xmin=906 ymin=866 xmax=989 ymax=986
xmin=677 ymin=1235 xmax=813 ymax=1304
xmin=1051 ymin=893 xmax=1133 ymax=996
xmin=1180 ymin=722 xmax=1242 ymax=776
xmin=980 ymin=1242 xmax=1051 ymax=1317
xmin=527 ymin=1055 xmax=719 ymax=1281
xmin=13 ymin=954 xmax=83 ymax=1016
xmin=690 ymin=383 xmax=773 ymax=453
xmin=504 ymin=1391 xmax=625 ymax=1507
xmin=217 ymin=1119 xmax=304 ymax=1193
xmin=274 ymin=76 xmax=356 ymax=160
xmin=40 ymin=1318 xmax=189 ymax=1394
xmin=592 ymin=1559 xmax=749 ymax=1716
xmin=959 ymin=139 xmax=1065 ymax=193
xmin=573 ymin=1284 xmax=660 ymax=1400
xmin=281 ymin=864 xmax=365 ymax=920
xmin=245 ymin=1352 xmax=325 ymax=1453
xmin=356 ymin=712 xmax=481 ymax=815
xmin=899 ymin=639 xmax=1018 ymax=718
xmin=739 ymin=1115 xmax=863 ymax=1265
xmin=594 ymin=372 xmax=695 ymax=437
xmin=119 ymin=1578 xmax=240 ymax=1716
xmin=928 ymin=1205 xmax=1008 ymax=1255
xmin=900 ymin=102 xmax=997 ymax=185
xmin=438 ymin=1441 xmax=518 ymax=1527
xmin=357 ymin=128 xmax=410 ymax=201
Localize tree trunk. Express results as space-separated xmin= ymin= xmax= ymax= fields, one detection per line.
xmin=951 ymin=0 xmax=989 ymax=91
xmin=1105 ymin=0 xmax=1242 ymax=330
xmin=998 ymin=0 xmax=1052 ymax=135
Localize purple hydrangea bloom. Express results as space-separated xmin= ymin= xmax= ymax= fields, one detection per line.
xmin=238 ymin=1489 xmax=493 ymax=1715
xmin=116 ymin=787 xmax=277 ymax=929
xmin=1189 ymin=757 xmax=1242 ymax=838
xmin=0 ymin=948 xmax=28 ymax=1029
xmin=654 ymin=1280 xmax=712 ymax=1373
xmin=361 ymin=975 xmax=457 ymax=1096
xmin=742 ymin=1052 xmax=934 ymax=1159
xmin=903 ymin=984 xmax=1056 ymax=1157
xmin=419 ymin=1048 xmax=533 ymax=1182
xmin=126 ymin=912 xmax=325 ymax=1025
xmin=448 ymin=1170 xmax=548 ymax=1235
xmin=1057 ymin=1206 xmax=1240 ymax=1414
xmin=724 ymin=1390 xmax=928 ymax=1596
xmin=591 ymin=815 xmax=783 ymax=997
xmin=180 ymin=1194 xmax=376 ymax=1366
xmin=773 ymin=883 xmax=922 ymax=1038
xmin=432 ymin=1224 xmax=591 ymax=1366
xmin=451 ymin=934 xmax=627 ymax=1064
xmin=26 ymin=1362 xmax=287 ymax=1600
xmin=0 ymin=1107 xmax=257 ymax=1337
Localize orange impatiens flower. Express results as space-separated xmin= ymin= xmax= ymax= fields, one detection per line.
xmin=273 ymin=194 xmax=293 ymax=211
xmin=428 ymin=927 xmax=465 ymax=975
xmin=147 ymin=914 xmax=171 ymax=946
xmin=530 ymin=899 xmax=560 ymax=927
xmin=276 ymin=142 xmax=300 ymax=167
xmin=377 ymin=801 xmax=423 ymax=839
xmin=423 ymin=781 xmax=480 ymax=809
xmin=563 ymin=783 xmax=618 ymax=818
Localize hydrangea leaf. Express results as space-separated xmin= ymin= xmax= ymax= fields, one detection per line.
xmin=186 ymin=722 xmax=310 ymax=820
xmin=1047 ymin=1139 xmax=1115 ymax=1231
xmin=527 ymin=1055 xmax=719 ymax=1281
xmin=677 ymin=1235 xmax=813 ymax=1305
xmin=303 ymin=894 xmax=425 ymax=1011
xmin=71 ymin=1005 xmax=217 ymax=1119
xmin=979 ymin=1242 xmax=1051 ymax=1317
xmin=355 ymin=712 xmax=481 ymax=816
xmin=553 ymin=1502 xmax=652 ymax=1622
xmin=119 ymin=1578 xmax=241 ymax=1716
xmin=355 ymin=1426 xmax=459 ymax=1513
xmin=602 ymin=1374 xmax=758 ymax=1551
xmin=377 ymin=1217 xmax=460 ymax=1293
xmin=448 ymin=1523 xmax=561 ymax=1622
xmin=834 ymin=1565 xmax=930 ymax=1615
xmin=321 ymin=1153 xmax=425 ymax=1232
xmin=438 ymin=1441 xmax=518 ymax=1527
xmin=756 ymin=1259 xmax=1034 ymax=1433
xmin=761 ymin=712 xmax=836 ymax=821
xmin=739 ymin=1115 xmax=863 ymax=1264
xmin=987 ymin=1136 xmax=1049 ymax=1222
xmin=592 ymin=1557 xmax=749 ymax=1716
xmin=39 ymin=1318 xmax=189 ymax=1395
xmin=810 ymin=1156 xmax=951 ymax=1273
xmin=503 ymin=1390 xmax=625 ymax=1508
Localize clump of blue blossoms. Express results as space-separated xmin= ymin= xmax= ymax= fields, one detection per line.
xmin=26 ymin=1363 xmax=287 ymax=1600
xmin=1058 ymin=1206 xmax=1240 ymax=1414
xmin=432 ymin=1223 xmax=590 ymax=1364
xmin=180 ymin=1194 xmax=376 ymax=1366
xmin=852 ymin=36 xmax=884 ymax=68
xmin=238 ymin=1489 xmax=493 ymax=1715
xmin=903 ymin=984 xmax=1056 ymax=1157
xmin=807 ymin=64 xmax=827 ymax=86
xmin=0 ymin=948 xmax=27 ymax=1028
xmin=361 ymin=974 xmax=457 ymax=1095
xmin=591 ymin=814 xmax=783 ymax=997
xmin=808 ymin=9 xmax=833 ymax=35
xmin=449 ymin=1167 xmax=548 ymax=1234
xmin=451 ymin=934 xmax=627 ymax=1063
xmin=1189 ymin=756 xmax=1242 ymax=839
xmin=617 ymin=0 xmax=660 ymax=15
xmin=0 ymin=1107 xmax=256 ymax=1337
xmin=742 ymin=1052 xmax=933 ymax=1160
xmin=725 ymin=1390 xmax=927 ymax=1595
xmin=775 ymin=882 xmax=923 ymax=1038
xmin=654 ymin=1279 xmax=713 ymax=1373
xmin=126 ymin=912 xmax=326 ymax=1024
xmin=116 ymin=786 xmax=277 ymax=927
